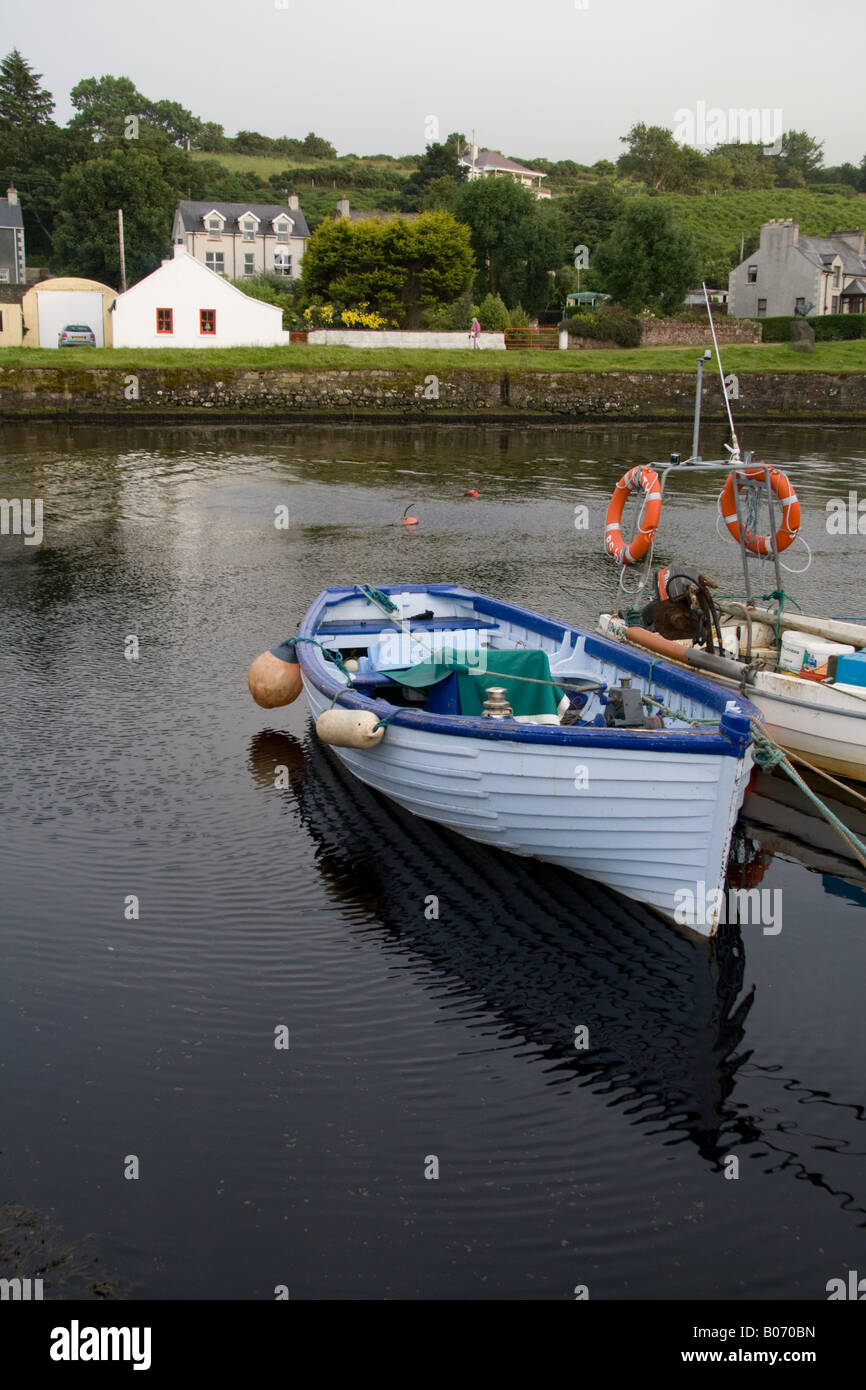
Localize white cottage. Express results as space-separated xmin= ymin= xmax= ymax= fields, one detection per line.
xmin=112 ymin=247 xmax=289 ymax=348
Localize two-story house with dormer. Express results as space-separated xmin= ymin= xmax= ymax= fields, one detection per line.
xmin=171 ymin=195 xmax=311 ymax=281
xmin=728 ymin=221 xmax=866 ymax=318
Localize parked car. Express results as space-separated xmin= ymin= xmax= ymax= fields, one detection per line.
xmin=58 ymin=324 xmax=96 ymax=348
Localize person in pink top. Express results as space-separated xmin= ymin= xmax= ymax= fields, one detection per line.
xmin=469 ymin=316 xmax=481 ymax=348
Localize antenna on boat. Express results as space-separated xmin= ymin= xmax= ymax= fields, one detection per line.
xmin=703 ymin=282 xmax=741 ymax=464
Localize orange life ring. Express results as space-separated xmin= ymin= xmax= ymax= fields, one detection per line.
xmin=605 ymin=466 xmax=663 ymax=565
xmin=719 ymin=466 xmax=800 ymax=556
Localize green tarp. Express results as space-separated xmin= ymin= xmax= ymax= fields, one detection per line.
xmin=382 ymin=647 xmax=564 ymax=717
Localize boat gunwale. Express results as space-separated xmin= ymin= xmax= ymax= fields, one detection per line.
xmin=297 ymin=585 xmax=760 ymax=757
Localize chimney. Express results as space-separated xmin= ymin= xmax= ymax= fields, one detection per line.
xmin=6 ymin=185 xmax=18 ymax=205
xmin=287 ymin=192 xmax=299 ymax=211
xmin=834 ymin=229 xmax=866 ymax=257
xmin=337 ymin=194 xmax=350 ymax=220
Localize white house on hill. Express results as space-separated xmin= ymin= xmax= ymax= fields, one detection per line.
xmin=112 ymin=247 xmax=289 ymax=348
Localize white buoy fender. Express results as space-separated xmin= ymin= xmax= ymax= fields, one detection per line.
xmin=248 ymin=647 xmax=303 ymax=709
xmin=316 ymin=709 xmax=385 ymax=748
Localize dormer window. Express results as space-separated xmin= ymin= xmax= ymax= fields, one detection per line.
xmin=204 ymin=211 xmax=225 ymax=239
xmin=273 ymin=216 xmax=292 ymax=243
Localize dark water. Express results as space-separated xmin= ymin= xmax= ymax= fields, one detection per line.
xmin=1 ymin=419 xmax=865 ymax=1301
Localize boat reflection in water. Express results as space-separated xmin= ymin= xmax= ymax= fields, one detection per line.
xmin=248 ymin=727 xmax=754 ymax=1166
xmin=737 ymin=768 xmax=866 ymax=908
xmin=249 ymin=730 xmax=866 ymax=1223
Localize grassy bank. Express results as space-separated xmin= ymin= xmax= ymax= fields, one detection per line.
xmin=1 ymin=342 xmax=865 ymax=373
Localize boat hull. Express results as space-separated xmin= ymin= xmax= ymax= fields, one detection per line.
xmin=292 ymin=586 xmax=759 ymax=937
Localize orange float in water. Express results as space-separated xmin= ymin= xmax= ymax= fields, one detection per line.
xmin=466 ymin=489 xmax=479 ymax=498
xmin=402 ymin=504 xmax=418 ymax=526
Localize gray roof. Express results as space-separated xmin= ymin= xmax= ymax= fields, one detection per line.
xmin=0 ymin=198 xmax=24 ymax=229
xmin=177 ymin=200 xmax=310 ymax=239
xmin=798 ymin=233 xmax=866 ymax=275
xmin=841 ymin=277 xmax=866 ymax=295
xmin=459 ymin=149 xmax=545 ymax=177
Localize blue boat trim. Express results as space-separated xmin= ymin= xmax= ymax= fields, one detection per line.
xmin=297 ymin=585 xmax=760 ymax=758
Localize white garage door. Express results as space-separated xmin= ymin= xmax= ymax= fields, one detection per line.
xmin=37 ymin=291 xmax=104 ymax=348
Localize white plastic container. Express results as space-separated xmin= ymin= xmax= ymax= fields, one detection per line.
xmin=780 ymin=631 xmax=855 ymax=681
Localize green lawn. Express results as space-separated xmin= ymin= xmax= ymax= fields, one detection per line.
xmin=2 ymin=342 xmax=865 ymax=373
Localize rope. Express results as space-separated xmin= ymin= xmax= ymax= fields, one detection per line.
xmin=749 ymin=721 xmax=866 ymax=871
xmin=641 ymin=694 xmax=719 ymax=726
xmin=277 ymin=636 xmax=353 ymax=679
xmin=358 ymin=585 xmax=398 ymax=613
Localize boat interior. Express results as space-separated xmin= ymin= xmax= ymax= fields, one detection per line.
xmin=314 ymin=587 xmax=734 ymax=731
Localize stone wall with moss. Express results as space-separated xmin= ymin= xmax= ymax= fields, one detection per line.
xmin=1 ymin=364 xmax=864 ymax=420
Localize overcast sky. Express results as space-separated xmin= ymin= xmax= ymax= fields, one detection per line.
xmin=7 ymin=0 xmax=864 ymax=166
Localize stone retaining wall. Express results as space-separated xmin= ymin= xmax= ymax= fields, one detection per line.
xmin=1 ymin=364 xmax=863 ymax=420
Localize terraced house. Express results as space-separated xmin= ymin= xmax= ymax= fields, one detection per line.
xmin=172 ymin=196 xmax=311 ymax=280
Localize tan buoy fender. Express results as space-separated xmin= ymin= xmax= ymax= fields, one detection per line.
xmin=624 ymin=626 xmax=687 ymax=663
xmin=248 ymin=640 xmax=303 ymax=709
xmin=316 ymin=709 xmax=385 ymax=749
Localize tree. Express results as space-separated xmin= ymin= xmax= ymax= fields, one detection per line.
xmin=0 ymin=49 xmax=54 ymax=137
xmin=402 ymin=133 xmax=466 ymax=209
xmin=69 ymin=74 xmax=149 ymax=139
xmin=414 ymin=174 xmax=460 ymax=212
xmin=711 ymin=142 xmax=776 ymax=190
xmin=145 ymin=98 xmax=200 ymax=147
xmin=301 ymin=132 xmax=336 ymax=159
xmin=52 ymin=147 xmax=176 ymax=285
xmin=595 ymin=202 xmax=701 ymax=314
xmin=454 ymin=176 xmax=560 ymax=311
xmin=560 ymin=182 xmax=626 ymax=257
xmin=301 ymin=211 xmax=474 ymax=327
xmin=617 ymin=123 xmax=695 ymax=191
xmin=774 ymin=130 xmax=824 ymax=185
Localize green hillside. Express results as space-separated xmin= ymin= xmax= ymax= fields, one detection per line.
xmin=648 ymin=189 xmax=866 ymax=280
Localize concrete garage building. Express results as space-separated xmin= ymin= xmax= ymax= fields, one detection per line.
xmin=21 ymin=277 xmax=117 ymax=347
xmin=113 ymin=246 xmax=289 ymax=348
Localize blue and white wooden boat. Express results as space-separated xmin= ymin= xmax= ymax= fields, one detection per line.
xmin=285 ymin=584 xmax=761 ymax=937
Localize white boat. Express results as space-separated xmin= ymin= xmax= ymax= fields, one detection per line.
xmin=260 ymin=582 xmax=762 ymax=937
xmin=596 ymin=287 xmax=866 ymax=783
xmin=599 ymin=611 xmax=866 ymax=783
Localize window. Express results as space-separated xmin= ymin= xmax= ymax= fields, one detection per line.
xmin=207 ymin=218 xmax=222 ymax=238
xmin=205 ymin=252 xmax=225 ymax=275
xmin=274 ymin=248 xmax=292 ymax=277
xmin=832 ymin=295 xmax=840 ymax=313
xmin=200 ymin=309 xmax=216 ymax=335
xmin=156 ymin=307 xmax=173 ymax=334
xmin=795 ymin=297 xmax=805 ymax=315
xmin=244 ymin=253 xmax=255 ymax=275
xmin=0 ymin=268 xmax=9 ymax=283
xmin=242 ymin=220 xmax=256 ymax=241
xmin=834 ymin=266 xmax=841 ymax=288
xmin=0 ymin=311 xmax=3 ymax=331
xmin=747 ymin=265 xmax=758 ymax=284
xmin=275 ymin=226 xmax=289 ymax=242
xmin=757 ymin=299 xmax=767 ymax=317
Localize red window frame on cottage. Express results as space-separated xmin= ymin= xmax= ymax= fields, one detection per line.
xmin=156 ymin=308 xmax=173 ymax=334
xmin=200 ymin=309 xmax=216 ymax=335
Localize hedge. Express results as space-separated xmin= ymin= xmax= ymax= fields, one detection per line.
xmin=759 ymin=313 xmax=866 ymax=342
